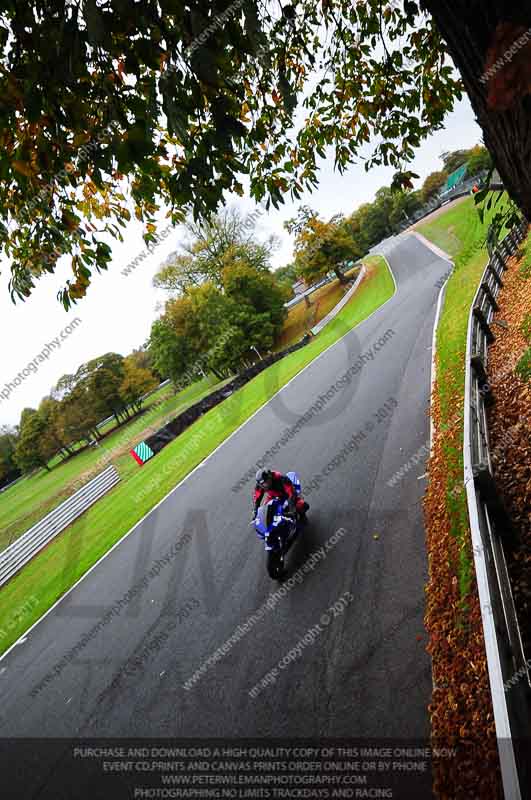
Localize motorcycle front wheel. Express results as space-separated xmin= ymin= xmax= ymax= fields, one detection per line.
xmin=266 ymin=551 xmax=284 ymax=580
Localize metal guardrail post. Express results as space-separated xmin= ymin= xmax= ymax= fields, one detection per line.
xmin=470 ymin=355 xmax=491 ymax=400
xmin=480 ymin=281 xmax=500 ymax=311
xmin=486 ymin=262 xmax=504 ymax=288
xmin=473 ymin=465 xmax=517 ymax=544
xmin=498 ymin=238 xmax=511 ymax=260
xmin=472 ymin=307 xmax=495 ymax=343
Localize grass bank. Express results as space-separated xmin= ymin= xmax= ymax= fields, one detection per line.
xmin=418 ymin=193 xmax=511 ymax=573
xmin=420 ymin=193 xmax=511 ymax=797
xmin=275 ymin=265 xmax=360 ymax=350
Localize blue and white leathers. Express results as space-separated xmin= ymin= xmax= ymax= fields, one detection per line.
xmin=253 ymin=471 xmax=302 ymax=553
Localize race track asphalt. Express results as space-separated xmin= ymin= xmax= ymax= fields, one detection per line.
xmin=0 ymin=233 xmax=453 ymax=798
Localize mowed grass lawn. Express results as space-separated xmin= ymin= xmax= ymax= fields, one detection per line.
xmin=0 ymin=256 xmax=393 ymax=654
xmin=0 ymin=374 xmax=230 ymax=552
xmin=416 ymin=195 xmax=504 ymax=268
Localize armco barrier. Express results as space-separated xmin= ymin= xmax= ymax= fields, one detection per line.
xmin=463 ymin=217 xmax=530 ymax=799
xmin=311 ymin=266 xmax=366 ymax=335
xmin=0 ymin=465 xmax=120 ymax=588
xmin=284 ymin=275 xmax=334 ymax=309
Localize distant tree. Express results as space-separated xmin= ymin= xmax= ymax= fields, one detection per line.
xmin=362 ymin=190 xmax=394 ymax=245
xmin=206 ymin=322 xmax=253 ymax=376
xmin=274 ymin=263 xmax=298 ymax=296
xmin=38 ymin=396 xmax=75 ymax=460
xmin=275 ymin=263 xmax=298 ymax=284
xmin=83 ymin=353 xmax=129 ymax=424
xmin=120 ymin=358 xmax=158 ymax=413
xmin=55 ymin=354 xmax=131 ymax=440
xmin=373 ymin=186 xmax=395 ymax=227
xmin=466 ymin=144 xmax=493 ymax=177
xmin=222 ymin=260 xmax=289 ymax=332
xmin=0 ymin=426 xmax=20 ymax=485
xmin=286 ymin=208 xmax=362 ymax=285
xmin=53 ymin=373 xmax=103 ymax=445
xmin=149 ymin=318 xmax=190 ymax=388
xmin=344 ymin=206 xmax=371 ymax=255
xmin=128 ymin=346 xmax=156 ymax=376
xmin=188 ymin=283 xmax=248 ymax=376
xmin=421 ymin=171 xmax=449 ymax=203
xmin=389 ymin=190 xmax=423 ymax=229
xmin=90 ymin=367 xmax=128 ymax=423
xmin=149 ymin=295 xmax=207 ymax=387
xmin=220 ymin=263 xmax=288 ymax=366
xmin=19 ymin=408 xmax=36 ymax=428
xmin=57 ymin=388 xmax=101 ymax=447
xmin=14 ymin=410 xmax=54 ymax=473
xmin=150 ymin=258 xmax=287 ymax=388
xmin=54 ymin=373 xmax=77 ymax=399
xmin=153 ymin=208 xmax=277 ymax=295
xmin=440 ymin=150 xmax=470 ymax=175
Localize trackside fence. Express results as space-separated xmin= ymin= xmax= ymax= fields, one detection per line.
xmin=463 ymin=217 xmax=530 ymax=799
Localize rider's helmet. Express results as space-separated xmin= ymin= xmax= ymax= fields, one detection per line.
xmin=256 ymin=469 xmax=273 ymax=490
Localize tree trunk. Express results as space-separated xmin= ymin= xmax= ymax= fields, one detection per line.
xmin=422 ymin=0 xmax=531 ymax=220
xmin=334 ymin=266 xmax=348 ymax=284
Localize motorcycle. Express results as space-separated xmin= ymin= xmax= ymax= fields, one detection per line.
xmin=252 ymin=471 xmax=305 ymax=580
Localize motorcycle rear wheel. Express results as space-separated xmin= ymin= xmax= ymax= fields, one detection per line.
xmin=266 ymin=551 xmax=284 ymax=580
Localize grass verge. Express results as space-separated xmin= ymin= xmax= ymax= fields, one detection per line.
xmin=418 ymin=193 xmax=511 ymax=594
xmin=421 ymin=194 xmax=512 ymax=797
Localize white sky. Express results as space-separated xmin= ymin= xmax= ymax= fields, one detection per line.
xmin=0 ymin=96 xmax=482 ymax=427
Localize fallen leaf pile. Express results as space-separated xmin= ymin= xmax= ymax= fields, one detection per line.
xmin=424 ymin=381 xmax=501 ymax=799
xmin=485 ymin=240 xmax=531 ymax=659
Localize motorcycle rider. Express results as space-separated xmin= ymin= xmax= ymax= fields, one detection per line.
xmin=252 ymin=469 xmax=309 ymax=521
